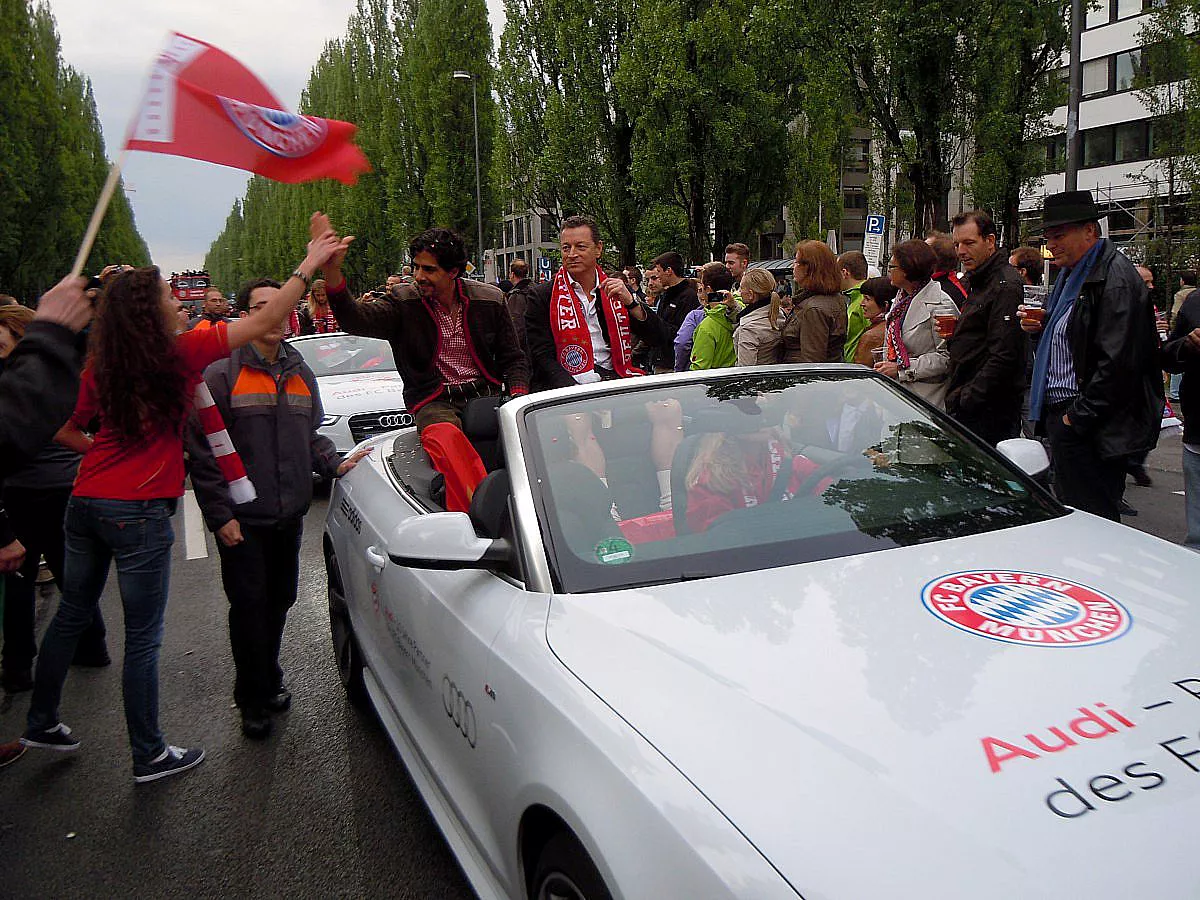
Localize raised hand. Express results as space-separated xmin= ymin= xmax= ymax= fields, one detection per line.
xmin=304 ymin=230 xmax=347 ymax=270
xmin=34 ymin=275 xmax=93 ymax=333
xmin=308 ymin=212 xmax=353 ymax=275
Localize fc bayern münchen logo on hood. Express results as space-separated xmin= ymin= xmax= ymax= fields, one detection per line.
xmin=922 ymin=570 xmax=1131 ymax=647
xmin=219 ymin=97 xmax=329 ymax=158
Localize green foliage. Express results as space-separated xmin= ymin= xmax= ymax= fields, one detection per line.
xmin=964 ymin=0 xmax=1068 ymax=246
xmin=206 ymin=0 xmax=494 ymax=291
xmin=1135 ymin=0 xmax=1200 ymax=191
xmin=201 ymin=0 xmax=1075 ymax=277
xmin=618 ymin=0 xmax=802 ymax=262
xmin=496 ymin=0 xmax=642 ymax=264
xmin=1130 ymin=0 xmax=1200 ymax=305
xmin=775 ymin=0 xmax=1066 ymax=239
xmin=0 ymin=0 xmax=148 ymax=301
xmin=636 ymin=202 xmax=691 ymax=260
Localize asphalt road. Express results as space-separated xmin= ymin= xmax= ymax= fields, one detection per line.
xmin=0 ymin=494 xmax=474 ymax=900
xmin=0 ymin=433 xmax=1193 ymax=899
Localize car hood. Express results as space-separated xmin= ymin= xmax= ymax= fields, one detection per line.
xmin=546 ymin=512 xmax=1200 ymax=898
xmin=316 ymin=372 xmax=406 ymax=414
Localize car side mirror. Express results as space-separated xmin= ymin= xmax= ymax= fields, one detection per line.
xmin=387 ymin=512 xmax=510 ymax=570
xmin=996 ymin=438 xmax=1051 ymax=477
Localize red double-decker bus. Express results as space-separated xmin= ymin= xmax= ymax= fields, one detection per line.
xmin=170 ymin=270 xmax=210 ymax=306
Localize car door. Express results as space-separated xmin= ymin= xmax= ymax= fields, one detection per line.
xmin=376 ymin=553 xmax=528 ymax=889
xmin=328 ymin=457 xmax=409 ymax=688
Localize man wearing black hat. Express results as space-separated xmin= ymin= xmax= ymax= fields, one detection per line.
xmin=1020 ymin=190 xmax=1163 ymax=521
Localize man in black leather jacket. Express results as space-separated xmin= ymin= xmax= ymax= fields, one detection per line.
xmin=1021 ymin=191 xmax=1163 ymax=521
xmin=944 ymin=210 xmax=1026 ymax=445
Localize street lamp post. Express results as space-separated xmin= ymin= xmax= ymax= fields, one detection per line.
xmin=1065 ymin=0 xmax=1083 ymax=191
xmin=452 ymin=70 xmax=484 ymax=278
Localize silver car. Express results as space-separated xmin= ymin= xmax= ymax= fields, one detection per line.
xmin=287 ymin=332 xmax=413 ymax=453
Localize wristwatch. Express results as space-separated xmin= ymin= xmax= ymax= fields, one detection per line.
xmin=898 ymin=367 xmax=916 ymax=384
xmin=291 ymin=268 xmax=312 ymax=288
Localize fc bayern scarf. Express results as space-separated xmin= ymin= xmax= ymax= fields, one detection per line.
xmin=193 ymin=382 xmax=256 ymax=504
xmin=550 ymin=266 xmax=643 ymax=378
xmin=1028 ymin=238 xmax=1105 ymax=423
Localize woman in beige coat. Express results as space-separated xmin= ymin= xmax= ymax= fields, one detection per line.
xmin=733 ymin=268 xmax=782 ymax=365
xmin=873 ymin=239 xmax=958 ymax=409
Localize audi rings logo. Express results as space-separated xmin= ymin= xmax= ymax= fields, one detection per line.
xmin=442 ymin=676 xmax=477 ymax=748
xmin=378 ymin=412 xmax=413 ymax=429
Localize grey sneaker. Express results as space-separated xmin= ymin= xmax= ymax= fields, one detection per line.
xmin=21 ymin=722 xmax=80 ymax=751
xmin=133 ymin=745 xmax=205 ymax=783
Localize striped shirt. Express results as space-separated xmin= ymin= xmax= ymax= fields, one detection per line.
xmin=1045 ymin=295 xmax=1078 ymax=402
xmin=430 ymin=302 xmax=483 ymax=385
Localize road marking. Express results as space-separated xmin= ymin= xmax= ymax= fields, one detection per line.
xmin=182 ymin=490 xmax=209 ymax=560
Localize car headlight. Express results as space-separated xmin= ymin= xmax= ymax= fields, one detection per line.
xmin=321 ymin=415 xmax=342 ymax=427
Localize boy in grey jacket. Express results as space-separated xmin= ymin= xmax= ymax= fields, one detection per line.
xmin=187 ymin=278 xmax=367 ymax=738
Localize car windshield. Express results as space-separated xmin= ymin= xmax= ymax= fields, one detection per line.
xmin=290 ymin=334 xmax=396 ymax=376
xmin=520 ymin=372 xmax=1064 ymax=593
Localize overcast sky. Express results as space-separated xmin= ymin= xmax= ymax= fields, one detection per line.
xmin=47 ymin=0 xmax=506 ymax=274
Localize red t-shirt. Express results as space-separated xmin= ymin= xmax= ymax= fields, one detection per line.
xmin=72 ymin=324 xmax=231 ymax=500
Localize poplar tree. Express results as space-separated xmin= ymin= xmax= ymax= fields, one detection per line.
xmin=496 ymin=0 xmax=641 ymax=264
xmin=0 ymin=0 xmax=147 ymax=300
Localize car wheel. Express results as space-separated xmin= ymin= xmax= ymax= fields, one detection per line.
xmin=326 ymin=548 xmax=368 ymax=708
xmin=531 ymin=833 xmax=613 ymax=900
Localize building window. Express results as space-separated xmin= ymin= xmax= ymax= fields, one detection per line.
xmin=1086 ymin=0 xmax=1110 ymax=28
xmin=1115 ymin=50 xmax=1142 ymax=91
xmin=1045 ymin=135 xmax=1067 ymax=174
xmin=1082 ymin=58 xmax=1111 ymax=97
xmin=844 ymin=139 xmax=870 ymax=174
xmin=1083 ymin=128 xmax=1115 ymax=167
xmin=1114 ymin=121 xmax=1150 ymax=162
xmin=540 ymin=214 xmax=558 ymax=241
xmin=843 ymin=188 xmax=867 ymax=211
xmin=1117 ymin=0 xmax=1146 ymax=19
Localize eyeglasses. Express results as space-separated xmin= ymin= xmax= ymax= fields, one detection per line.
xmin=887 ymin=264 xmax=901 ymax=271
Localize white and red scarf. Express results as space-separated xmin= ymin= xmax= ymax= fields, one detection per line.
xmin=550 ymin=266 xmax=643 ymax=378
xmin=193 ymin=382 xmax=256 ymax=504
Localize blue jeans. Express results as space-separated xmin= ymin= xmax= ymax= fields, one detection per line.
xmin=28 ymin=497 xmax=176 ymax=764
xmin=1185 ymin=448 xmax=1200 ymax=553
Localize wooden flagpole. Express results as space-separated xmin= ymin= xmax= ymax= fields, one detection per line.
xmin=69 ymin=148 xmax=130 ymax=279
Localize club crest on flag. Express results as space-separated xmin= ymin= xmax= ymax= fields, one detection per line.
xmin=218 ymin=98 xmax=329 ymax=159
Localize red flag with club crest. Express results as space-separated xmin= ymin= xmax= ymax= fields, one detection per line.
xmin=125 ymin=32 xmax=370 ymax=185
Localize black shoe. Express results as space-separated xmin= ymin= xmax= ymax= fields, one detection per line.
xmin=133 ymin=745 xmax=204 ymax=783
xmin=2 ymin=668 xmax=33 ymax=694
xmin=240 ymin=708 xmax=272 ymax=740
xmin=1119 ymin=498 xmax=1138 ymax=517
xmin=21 ymin=722 xmax=81 ymax=751
xmin=1128 ymin=464 xmax=1153 ymax=487
xmin=72 ymin=646 xmax=112 ymax=668
xmin=263 ymin=689 xmax=292 ymax=714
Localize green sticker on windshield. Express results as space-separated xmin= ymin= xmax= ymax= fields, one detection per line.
xmin=594 ymin=537 xmax=634 ymax=565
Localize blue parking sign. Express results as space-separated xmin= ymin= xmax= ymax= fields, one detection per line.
xmin=866 ymin=215 xmax=886 ymax=235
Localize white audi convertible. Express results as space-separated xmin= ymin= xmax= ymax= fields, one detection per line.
xmin=323 ymin=366 xmax=1200 ymax=900
xmin=288 ymin=332 xmax=412 ymax=454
